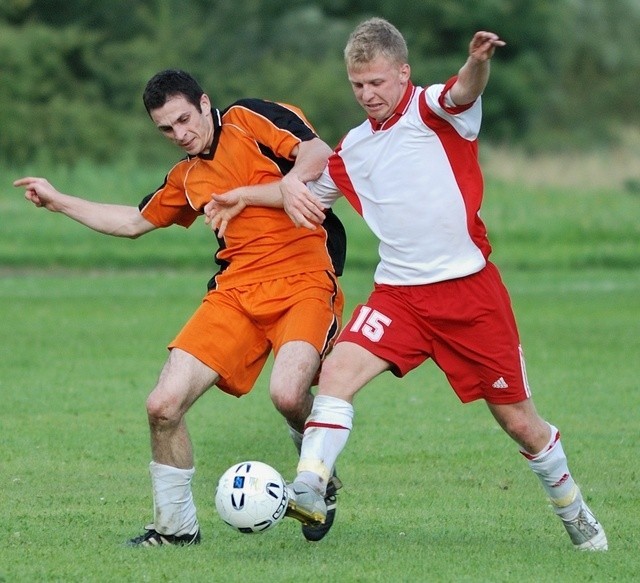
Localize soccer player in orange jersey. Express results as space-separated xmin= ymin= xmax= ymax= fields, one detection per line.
xmin=14 ymin=69 xmax=346 ymax=545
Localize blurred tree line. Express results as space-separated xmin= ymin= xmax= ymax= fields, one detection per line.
xmin=2 ymin=0 xmax=640 ymax=166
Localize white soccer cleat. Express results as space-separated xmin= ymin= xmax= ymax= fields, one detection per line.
xmin=285 ymin=481 xmax=327 ymax=526
xmin=562 ymin=501 xmax=608 ymax=551
xmin=302 ymin=474 xmax=343 ymax=542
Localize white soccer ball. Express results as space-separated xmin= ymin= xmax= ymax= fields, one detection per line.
xmin=215 ymin=461 xmax=289 ymax=534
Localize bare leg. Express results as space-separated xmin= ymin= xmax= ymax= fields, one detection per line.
xmin=487 ymin=398 xmax=607 ymax=550
xmin=297 ymin=342 xmax=389 ymax=488
xmin=141 ymin=348 xmax=219 ymax=537
xmin=486 ymin=398 xmax=550 ymax=454
xmin=287 ymin=342 xmax=387 ymax=532
xmin=146 ymin=348 xmax=219 ymax=468
xmin=270 ymin=340 xmax=320 ymax=434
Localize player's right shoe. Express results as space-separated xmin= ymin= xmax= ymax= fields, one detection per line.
xmin=301 ymin=474 xmax=343 ymax=542
xmin=126 ymin=524 xmax=201 ymax=547
xmin=285 ymin=481 xmax=327 ymax=526
xmin=561 ymin=502 xmax=608 ymax=551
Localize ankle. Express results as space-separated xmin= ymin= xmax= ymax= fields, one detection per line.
xmin=295 ymin=471 xmax=325 ymax=495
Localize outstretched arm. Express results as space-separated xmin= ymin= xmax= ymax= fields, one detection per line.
xmin=13 ymin=176 xmax=156 ymax=238
xmin=449 ymin=31 xmax=505 ymax=106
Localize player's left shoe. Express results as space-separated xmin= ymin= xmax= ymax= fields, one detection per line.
xmin=301 ymin=474 xmax=343 ymax=542
xmin=125 ymin=524 xmax=201 ymax=547
xmin=561 ymin=501 xmax=608 ymax=551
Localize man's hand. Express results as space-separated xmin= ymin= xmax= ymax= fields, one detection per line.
xmin=13 ymin=176 xmax=63 ymax=210
xmin=280 ymin=173 xmax=326 ymax=229
xmin=450 ymin=31 xmax=505 ymax=106
xmin=204 ymin=188 xmax=247 ymax=237
xmin=14 ymin=175 xmax=156 ymax=238
xmin=468 ymin=31 xmax=505 ymax=62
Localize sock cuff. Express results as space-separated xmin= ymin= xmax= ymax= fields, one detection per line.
xmin=307 ymin=395 xmax=354 ymax=431
xmin=520 ymin=423 xmax=560 ymax=461
xmin=150 ymin=461 xmax=195 ymax=484
xmin=314 ymin=394 xmax=354 ymax=411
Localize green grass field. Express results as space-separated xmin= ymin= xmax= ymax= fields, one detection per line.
xmin=1 ymin=163 xmax=639 ymax=581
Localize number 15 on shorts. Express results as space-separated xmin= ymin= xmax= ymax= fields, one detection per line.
xmin=349 ymin=306 xmax=392 ymax=342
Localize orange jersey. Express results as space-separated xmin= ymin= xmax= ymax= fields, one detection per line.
xmin=139 ymin=99 xmax=345 ymax=289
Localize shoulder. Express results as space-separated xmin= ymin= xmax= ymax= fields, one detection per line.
xmin=224 ymin=98 xmax=316 ymax=141
xmin=422 ymin=78 xmax=479 ymax=116
xmin=338 ymin=118 xmax=373 ymax=148
xmin=224 ymin=98 xmax=304 ymax=120
xmin=166 ymin=156 xmax=196 ymax=180
xmin=224 ymin=97 xmax=267 ymax=113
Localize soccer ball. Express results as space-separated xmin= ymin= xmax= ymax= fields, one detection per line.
xmin=215 ymin=461 xmax=289 ymax=534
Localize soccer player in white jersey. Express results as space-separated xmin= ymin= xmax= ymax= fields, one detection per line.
xmin=279 ymin=18 xmax=607 ymax=550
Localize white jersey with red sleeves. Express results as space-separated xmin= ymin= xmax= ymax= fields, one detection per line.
xmin=310 ymin=78 xmax=492 ymax=285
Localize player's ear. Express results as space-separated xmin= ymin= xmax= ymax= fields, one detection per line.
xmin=200 ymin=93 xmax=211 ymax=112
xmin=399 ymin=63 xmax=411 ymax=82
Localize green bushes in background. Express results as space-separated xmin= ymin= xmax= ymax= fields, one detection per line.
xmin=2 ymin=0 xmax=640 ymax=166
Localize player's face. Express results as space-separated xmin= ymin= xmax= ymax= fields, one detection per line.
xmin=150 ymin=94 xmax=214 ymax=155
xmin=348 ymin=55 xmax=410 ymax=122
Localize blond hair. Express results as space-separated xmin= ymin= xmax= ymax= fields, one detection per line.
xmin=344 ymin=17 xmax=409 ymax=70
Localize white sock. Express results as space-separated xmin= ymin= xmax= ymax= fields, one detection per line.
xmin=288 ymin=424 xmax=304 ymax=455
xmin=149 ymin=461 xmax=199 ymax=536
xmin=521 ymin=425 xmax=582 ymax=520
xmin=296 ymin=395 xmax=353 ymax=494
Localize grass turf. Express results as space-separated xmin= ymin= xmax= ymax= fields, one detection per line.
xmin=2 ymin=164 xmax=639 ymax=580
xmin=0 ymin=267 xmax=638 ymax=581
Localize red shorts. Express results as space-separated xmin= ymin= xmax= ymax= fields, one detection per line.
xmin=337 ymin=263 xmax=531 ymax=404
xmin=170 ymin=271 xmax=343 ymax=397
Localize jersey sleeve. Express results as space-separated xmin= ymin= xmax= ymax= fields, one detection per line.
xmin=225 ymin=99 xmax=318 ymax=159
xmin=423 ymin=77 xmax=482 ymax=140
xmin=308 ymin=166 xmax=342 ymax=209
xmin=138 ymin=165 xmax=200 ymax=228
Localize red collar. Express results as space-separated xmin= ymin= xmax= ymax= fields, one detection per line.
xmin=369 ymin=81 xmax=415 ymax=132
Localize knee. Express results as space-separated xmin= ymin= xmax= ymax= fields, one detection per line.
xmin=270 ymin=383 xmax=312 ymax=418
xmin=146 ymin=389 xmax=182 ymax=428
xmin=317 ymin=356 xmax=343 ymax=388
xmin=503 ymin=414 xmax=550 ymax=453
xmin=501 ymin=414 xmax=531 ymax=443
xmin=316 ymin=357 xmax=362 ymax=402
xmin=489 ymin=399 xmax=553 ymax=452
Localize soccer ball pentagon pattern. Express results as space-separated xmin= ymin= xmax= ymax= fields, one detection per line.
xmin=215 ymin=461 xmax=289 ymax=534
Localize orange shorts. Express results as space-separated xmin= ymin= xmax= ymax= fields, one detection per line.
xmin=169 ymin=271 xmax=343 ymax=397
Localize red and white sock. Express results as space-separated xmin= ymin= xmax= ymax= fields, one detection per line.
xmin=296 ymin=395 xmax=353 ymax=494
xmin=521 ymin=425 xmax=583 ymax=520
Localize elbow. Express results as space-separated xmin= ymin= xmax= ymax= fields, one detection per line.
xmin=450 ymin=84 xmax=478 ymax=106
xmin=298 ymin=139 xmax=333 ymax=181
xmin=306 ymin=166 xmax=326 ymax=182
xmin=121 ymin=214 xmax=155 ymax=239
xmin=309 ymin=148 xmax=333 ymax=181
xmin=318 ymin=141 xmax=333 ymax=159
xmin=111 ymin=225 xmax=148 ymax=239
xmin=108 ymin=231 xmax=140 ymax=239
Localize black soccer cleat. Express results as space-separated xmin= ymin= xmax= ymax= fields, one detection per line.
xmin=301 ymin=474 xmax=343 ymax=542
xmin=126 ymin=524 xmax=201 ymax=547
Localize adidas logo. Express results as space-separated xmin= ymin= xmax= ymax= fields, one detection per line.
xmin=492 ymin=377 xmax=509 ymax=389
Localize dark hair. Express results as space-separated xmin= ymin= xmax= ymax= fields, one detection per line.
xmin=142 ymin=69 xmax=205 ymax=115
